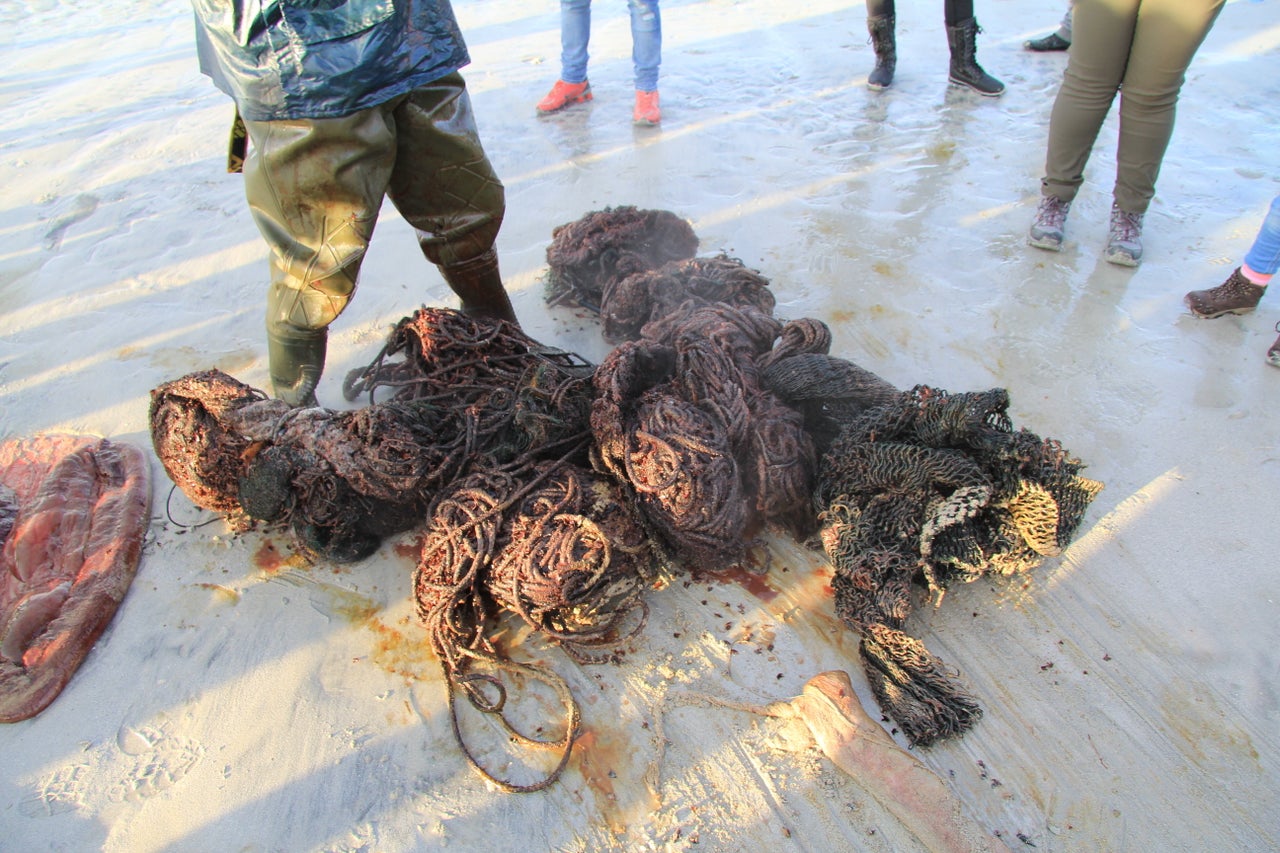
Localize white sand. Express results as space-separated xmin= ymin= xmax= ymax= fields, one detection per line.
xmin=2 ymin=1 xmax=1278 ymax=850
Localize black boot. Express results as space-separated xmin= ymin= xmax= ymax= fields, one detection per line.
xmin=947 ymin=18 xmax=1005 ymax=97
xmin=438 ymin=248 xmax=520 ymax=326
xmin=867 ymin=15 xmax=896 ymax=91
xmin=267 ymin=322 xmax=326 ymax=407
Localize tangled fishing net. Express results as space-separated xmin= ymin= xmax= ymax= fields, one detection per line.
xmin=149 ymin=206 xmax=1104 ymax=791
xmin=815 ymin=384 xmax=1104 ymax=746
xmin=151 ymin=310 xmax=656 ymax=790
xmin=544 ymin=205 xmax=700 ymax=313
xmin=548 ymin=206 xmax=1104 ymax=749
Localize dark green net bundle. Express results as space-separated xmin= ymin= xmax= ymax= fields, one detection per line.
xmin=815 ymin=385 xmax=1104 ymax=746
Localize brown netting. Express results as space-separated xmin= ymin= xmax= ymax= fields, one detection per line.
xmin=149 ymin=369 xmax=264 ymax=519
xmin=816 ymin=384 xmax=1103 ymax=746
xmin=601 ymin=254 xmax=778 ymax=343
xmin=544 ymin=206 xmax=699 ymax=311
xmin=148 ymin=207 xmax=1106 ymax=789
xmin=343 ymin=308 xmax=596 ymax=466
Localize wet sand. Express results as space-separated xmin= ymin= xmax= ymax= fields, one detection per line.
xmin=1 ymin=1 xmax=1278 ymax=850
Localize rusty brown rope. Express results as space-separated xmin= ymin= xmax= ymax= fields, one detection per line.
xmin=413 ymin=460 xmax=654 ymax=792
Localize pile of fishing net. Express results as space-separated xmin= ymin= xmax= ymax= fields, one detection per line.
xmin=814 ymin=385 xmax=1104 ymax=746
xmin=148 ymin=205 xmax=1104 ymax=789
xmin=151 ymin=310 xmax=656 ymax=790
xmin=150 ymin=311 xmax=596 ymax=562
xmin=548 ymin=206 xmax=1104 ymax=750
xmin=414 ymin=460 xmax=654 ymax=791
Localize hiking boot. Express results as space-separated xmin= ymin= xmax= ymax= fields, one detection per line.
xmin=946 ymin=18 xmax=1005 ymax=97
xmin=1268 ymin=323 xmax=1280 ymax=368
xmin=867 ymin=14 xmax=896 ymax=90
xmin=1024 ymin=32 xmax=1070 ymax=52
xmin=1185 ymin=268 xmax=1267 ymax=318
xmin=1028 ymin=196 xmax=1071 ymax=251
xmin=633 ymin=90 xmax=661 ymax=126
xmin=1104 ymin=204 xmax=1144 ymax=267
xmin=536 ymin=79 xmax=592 ymax=114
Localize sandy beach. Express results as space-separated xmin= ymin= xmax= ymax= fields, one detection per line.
xmin=2 ymin=1 xmax=1279 ymax=850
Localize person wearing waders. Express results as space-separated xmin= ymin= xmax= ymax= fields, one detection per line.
xmin=863 ymin=0 xmax=1004 ymax=96
xmin=191 ymin=0 xmax=518 ymax=407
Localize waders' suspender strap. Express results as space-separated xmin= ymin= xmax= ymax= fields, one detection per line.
xmin=227 ymin=107 xmax=247 ymax=174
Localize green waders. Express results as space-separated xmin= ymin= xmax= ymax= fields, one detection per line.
xmin=241 ymin=72 xmax=515 ymax=406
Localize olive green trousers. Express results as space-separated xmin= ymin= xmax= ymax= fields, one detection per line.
xmin=1041 ymin=0 xmax=1224 ymax=214
xmin=243 ymin=72 xmax=505 ymax=331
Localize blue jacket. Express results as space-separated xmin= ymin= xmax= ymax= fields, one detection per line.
xmin=193 ymin=0 xmax=470 ymax=121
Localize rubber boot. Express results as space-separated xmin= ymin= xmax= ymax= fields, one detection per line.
xmin=267 ymin=322 xmax=327 ymax=407
xmin=867 ymin=15 xmax=896 ymax=90
xmin=947 ymin=18 xmax=1005 ymax=97
xmin=438 ymin=248 xmax=519 ymax=326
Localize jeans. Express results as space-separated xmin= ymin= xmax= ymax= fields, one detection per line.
xmin=1245 ymin=195 xmax=1280 ymax=277
xmin=1040 ymin=0 xmax=1225 ymax=214
xmin=560 ymin=0 xmax=662 ymax=91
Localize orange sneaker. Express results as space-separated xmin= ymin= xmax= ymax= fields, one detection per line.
xmin=633 ymin=90 xmax=661 ymax=126
xmin=536 ymin=79 xmax=592 ymax=114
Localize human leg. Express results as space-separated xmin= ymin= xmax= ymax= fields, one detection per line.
xmin=243 ymin=107 xmax=396 ymax=404
xmin=1186 ymin=196 xmax=1280 ymax=318
xmin=629 ymin=0 xmax=662 ymax=123
xmin=629 ymin=0 xmax=661 ymax=91
xmin=945 ymin=0 xmax=1004 ymax=96
xmin=865 ymin=0 xmax=896 ymax=91
xmin=1110 ymin=0 xmax=1225 ymax=215
xmin=560 ymin=0 xmax=592 ymax=84
xmin=538 ymin=0 xmax=594 ymax=113
xmin=1039 ymin=0 xmax=1136 ymax=205
xmin=387 ymin=73 xmax=517 ymax=325
xmin=1243 ymin=194 xmax=1280 ymax=278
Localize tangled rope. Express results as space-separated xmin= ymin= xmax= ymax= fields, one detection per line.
xmin=414 ymin=460 xmax=653 ymax=791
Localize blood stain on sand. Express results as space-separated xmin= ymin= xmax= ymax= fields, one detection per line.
xmin=697 ymin=563 xmax=779 ymax=604
xmin=253 ymin=539 xmax=309 ymax=574
xmin=572 ymin=727 xmax=654 ymax=835
xmin=367 ymin=617 xmax=434 ymax=680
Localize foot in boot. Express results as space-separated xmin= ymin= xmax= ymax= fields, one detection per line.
xmin=439 ymin=248 xmax=520 ymax=326
xmin=1185 ymin=268 xmax=1267 ymax=318
xmin=947 ymin=18 xmax=1005 ymax=96
xmin=1024 ymin=32 xmax=1070 ymax=52
xmin=866 ymin=14 xmax=896 ymax=90
xmin=1104 ymin=204 xmax=1144 ymax=267
xmin=1268 ymin=323 xmax=1280 ymax=368
xmin=268 ymin=323 xmax=327 ymax=407
xmin=1028 ymin=196 xmax=1071 ymax=251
